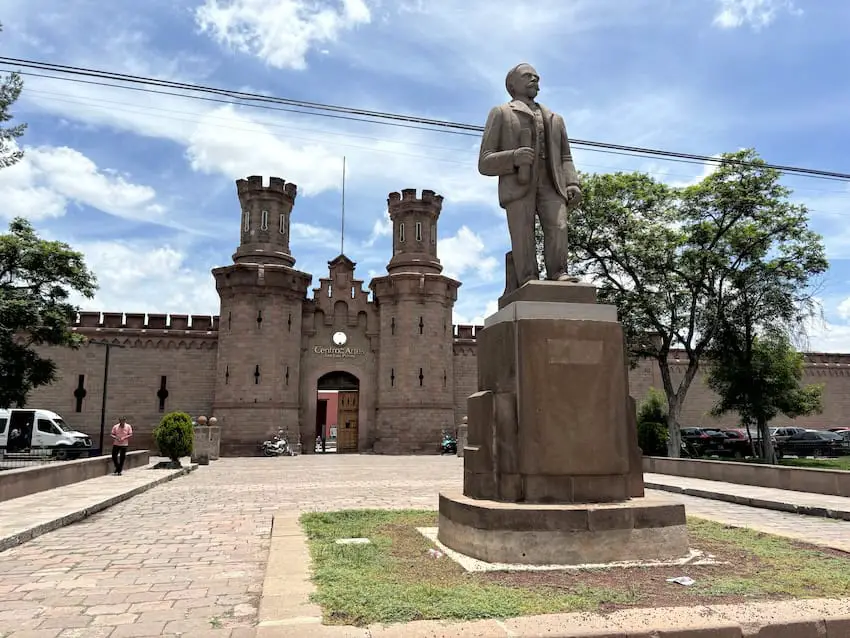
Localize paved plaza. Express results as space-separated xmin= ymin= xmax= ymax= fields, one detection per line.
xmin=2 ymin=456 xmax=850 ymax=637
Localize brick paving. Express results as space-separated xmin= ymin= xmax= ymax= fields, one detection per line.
xmin=2 ymin=455 xmax=850 ymax=637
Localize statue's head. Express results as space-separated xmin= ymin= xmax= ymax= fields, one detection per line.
xmin=505 ymin=63 xmax=539 ymax=100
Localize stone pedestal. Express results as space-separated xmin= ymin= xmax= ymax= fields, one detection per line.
xmin=438 ymin=280 xmax=686 ymax=565
xmin=208 ymin=426 xmax=221 ymax=460
xmin=439 ymin=493 xmax=687 ymax=565
xmin=191 ymin=426 xmax=210 ymax=465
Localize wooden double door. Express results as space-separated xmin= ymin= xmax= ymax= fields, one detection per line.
xmin=336 ymin=391 xmax=359 ymax=454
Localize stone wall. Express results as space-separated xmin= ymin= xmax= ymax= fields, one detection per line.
xmin=27 ymin=319 xmax=217 ymax=453
xmin=22 ymin=313 xmax=850 ymax=459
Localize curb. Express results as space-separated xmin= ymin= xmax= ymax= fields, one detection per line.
xmin=646 ymin=481 xmax=850 ymax=522
xmin=0 ymin=464 xmax=198 ymax=553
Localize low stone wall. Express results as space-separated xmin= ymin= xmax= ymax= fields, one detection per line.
xmin=0 ymin=450 xmax=150 ymax=502
xmin=644 ymin=456 xmax=850 ymax=497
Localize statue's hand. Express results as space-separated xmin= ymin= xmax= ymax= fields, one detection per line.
xmin=513 ymin=147 xmax=535 ymax=167
xmin=565 ymin=185 xmax=582 ymax=207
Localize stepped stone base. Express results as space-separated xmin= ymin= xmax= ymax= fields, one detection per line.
xmin=438 ymin=492 xmax=689 ymax=566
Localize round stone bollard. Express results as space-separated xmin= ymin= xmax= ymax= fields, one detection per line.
xmin=208 ymin=417 xmax=221 ymax=461
xmin=457 ymin=416 xmax=468 ymax=458
xmin=191 ymin=415 xmax=210 ymax=465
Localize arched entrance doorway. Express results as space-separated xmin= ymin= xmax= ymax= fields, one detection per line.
xmin=315 ymin=371 xmax=360 ymax=454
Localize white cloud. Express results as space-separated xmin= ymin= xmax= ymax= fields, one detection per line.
xmin=195 ymin=0 xmax=371 ymax=70
xmin=68 ymin=239 xmax=220 ymax=315
xmin=0 ymin=144 xmax=163 ymax=222
xmin=713 ymin=0 xmax=801 ymax=30
xmin=292 ymin=221 xmax=339 ymax=245
xmin=439 ymin=226 xmax=499 ymax=282
xmin=454 ymin=299 xmax=497 ymax=326
xmin=363 ymin=209 xmax=392 ymax=247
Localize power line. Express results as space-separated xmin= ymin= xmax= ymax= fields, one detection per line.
xmin=13 ymin=85 xmax=850 ymax=202
xmin=3 ymin=56 xmax=850 ymax=183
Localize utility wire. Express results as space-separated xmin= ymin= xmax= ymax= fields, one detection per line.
xmin=14 ymin=85 xmax=850 ymax=200
xmin=2 ymin=56 xmax=850 ymax=182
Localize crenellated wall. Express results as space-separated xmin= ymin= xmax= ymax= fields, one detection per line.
xmin=22 ymin=313 xmax=850 ymax=458
xmin=27 ymin=315 xmax=217 ymax=453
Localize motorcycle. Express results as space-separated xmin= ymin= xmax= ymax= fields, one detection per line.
xmin=260 ymin=429 xmax=295 ymax=457
xmin=440 ymin=431 xmax=457 ymax=455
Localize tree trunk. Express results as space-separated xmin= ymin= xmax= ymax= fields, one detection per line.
xmin=666 ymin=399 xmax=683 ymax=458
xmin=757 ymin=418 xmax=776 ymax=464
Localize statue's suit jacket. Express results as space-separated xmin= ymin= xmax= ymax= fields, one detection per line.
xmin=478 ymin=99 xmax=580 ymax=209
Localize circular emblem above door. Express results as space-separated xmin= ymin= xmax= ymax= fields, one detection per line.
xmin=332 ymin=331 xmax=347 ymax=346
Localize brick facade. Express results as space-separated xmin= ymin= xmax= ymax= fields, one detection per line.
xmin=23 ymin=177 xmax=850 ymax=455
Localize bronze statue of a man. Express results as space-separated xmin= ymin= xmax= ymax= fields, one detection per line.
xmin=478 ymin=63 xmax=582 ymax=293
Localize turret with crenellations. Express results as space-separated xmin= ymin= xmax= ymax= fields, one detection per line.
xmin=370 ymin=188 xmax=461 ymax=453
xmin=233 ymin=175 xmax=298 ymax=267
xmin=386 ymin=188 xmax=443 ymax=275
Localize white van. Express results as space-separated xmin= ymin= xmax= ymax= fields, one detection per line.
xmin=0 ymin=409 xmax=93 ymax=460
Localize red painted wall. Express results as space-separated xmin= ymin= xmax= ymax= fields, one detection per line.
xmin=317 ymin=390 xmax=338 ymax=438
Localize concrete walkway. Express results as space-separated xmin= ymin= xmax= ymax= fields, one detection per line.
xmin=0 ymin=460 xmax=196 ymax=552
xmin=646 ymin=472 xmax=850 ymax=521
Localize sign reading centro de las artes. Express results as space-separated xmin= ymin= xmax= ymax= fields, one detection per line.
xmin=313 ymin=332 xmax=365 ymax=358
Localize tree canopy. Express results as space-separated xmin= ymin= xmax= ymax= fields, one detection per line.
xmin=0 ymin=218 xmax=98 ymax=407
xmin=707 ymin=329 xmax=823 ymax=462
xmin=0 ymin=23 xmax=26 ymax=168
xmin=0 ymin=52 xmax=98 ymax=408
xmin=556 ymin=149 xmax=827 ymax=455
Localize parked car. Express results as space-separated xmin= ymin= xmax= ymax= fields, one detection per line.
xmin=777 ymin=430 xmax=850 ymax=458
xmin=703 ymin=428 xmax=775 ymax=459
xmin=771 ymin=426 xmax=809 ymax=445
xmin=827 ymin=427 xmax=850 ymax=433
xmin=681 ymin=427 xmax=728 ymax=456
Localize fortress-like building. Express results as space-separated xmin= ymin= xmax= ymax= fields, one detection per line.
xmin=27 ymin=177 xmax=850 ymax=454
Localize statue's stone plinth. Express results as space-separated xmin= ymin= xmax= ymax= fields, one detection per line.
xmin=438 ymin=493 xmax=687 ymax=565
xmin=438 ymin=280 xmax=686 ymax=565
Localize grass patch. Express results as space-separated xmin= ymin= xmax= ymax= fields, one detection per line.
xmin=779 ymin=456 xmax=850 ymax=471
xmin=301 ymin=509 xmax=850 ymax=626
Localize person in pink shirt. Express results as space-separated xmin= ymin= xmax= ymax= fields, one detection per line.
xmin=111 ymin=417 xmax=133 ymax=475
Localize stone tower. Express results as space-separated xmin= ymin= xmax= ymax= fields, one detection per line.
xmin=212 ymin=176 xmax=312 ymax=455
xmin=370 ymin=189 xmax=461 ymax=453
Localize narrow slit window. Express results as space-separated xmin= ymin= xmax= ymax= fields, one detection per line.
xmin=399 ymin=222 xmax=405 ymax=243
xmin=415 ymin=221 xmax=422 ymax=241
xmin=431 ymin=224 xmax=436 ymax=244
xmin=260 ymin=210 xmax=269 ymax=230
xmin=279 ymin=214 xmax=286 ymax=234
xmin=243 ymin=211 xmax=250 ymax=232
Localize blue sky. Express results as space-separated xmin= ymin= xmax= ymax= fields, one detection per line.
xmin=1 ymin=0 xmax=850 ymax=349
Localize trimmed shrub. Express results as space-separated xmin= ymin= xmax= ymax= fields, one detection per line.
xmin=153 ymin=411 xmax=194 ymax=463
xmin=638 ymin=420 xmax=669 ymax=456
xmin=637 ymin=388 xmax=669 ymax=456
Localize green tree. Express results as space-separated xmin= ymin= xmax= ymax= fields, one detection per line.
xmin=707 ymin=329 xmax=823 ymax=464
xmin=563 ymin=149 xmax=826 ymax=456
xmin=0 ymin=219 xmax=97 ymax=407
xmin=0 ymin=23 xmax=26 ymax=168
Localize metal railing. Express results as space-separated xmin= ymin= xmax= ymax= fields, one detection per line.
xmin=0 ymin=444 xmax=101 ymax=470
